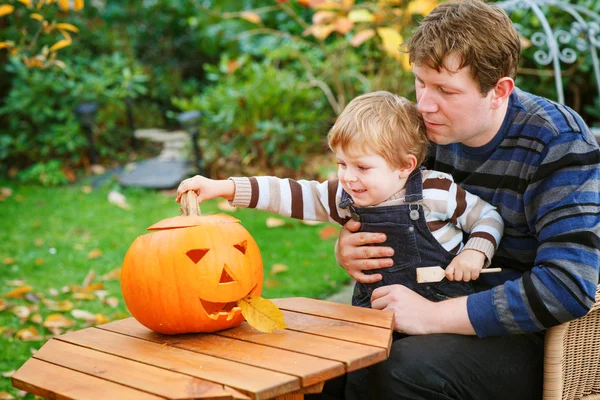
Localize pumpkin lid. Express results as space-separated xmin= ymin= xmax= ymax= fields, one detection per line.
xmin=147 ymin=214 xmax=240 ymax=230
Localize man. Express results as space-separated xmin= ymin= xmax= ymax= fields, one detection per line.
xmin=334 ymin=1 xmax=600 ymax=399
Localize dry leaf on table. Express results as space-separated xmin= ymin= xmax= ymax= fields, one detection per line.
xmin=237 ymin=295 xmax=286 ymax=333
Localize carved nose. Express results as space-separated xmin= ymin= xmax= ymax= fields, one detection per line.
xmin=219 ymin=264 xmax=236 ymax=283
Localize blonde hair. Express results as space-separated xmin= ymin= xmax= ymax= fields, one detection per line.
xmin=405 ymin=0 xmax=520 ymax=94
xmin=327 ymin=91 xmax=428 ymax=169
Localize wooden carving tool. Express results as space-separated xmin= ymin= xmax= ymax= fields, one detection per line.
xmin=416 ymin=266 xmax=502 ymax=283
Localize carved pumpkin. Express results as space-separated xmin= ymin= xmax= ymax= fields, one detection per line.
xmin=121 ymin=192 xmax=263 ymax=334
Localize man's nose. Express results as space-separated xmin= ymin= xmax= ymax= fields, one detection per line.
xmin=417 ymin=88 xmax=438 ymax=113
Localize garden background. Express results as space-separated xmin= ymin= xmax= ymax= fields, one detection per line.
xmin=1 ymin=0 xmax=600 ymax=398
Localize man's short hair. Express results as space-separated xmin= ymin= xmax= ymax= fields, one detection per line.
xmin=328 ymin=91 xmax=428 ymax=169
xmin=406 ymin=0 xmax=521 ymax=94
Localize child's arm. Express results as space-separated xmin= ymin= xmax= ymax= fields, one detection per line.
xmin=444 ymin=180 xmax=504 ymax=282
xmin=228 ymin=176 xmax=349 ymax=224
xmin=176 ymin=175 xmax=235 ymax=203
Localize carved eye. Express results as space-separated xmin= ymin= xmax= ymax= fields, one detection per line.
xmin=186 ymin=249 xmax=209 ymax=263
xmin=234 ymin=240 xmax=248 ymax=254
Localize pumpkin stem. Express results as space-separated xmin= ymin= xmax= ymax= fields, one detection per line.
xmin=180 ymin=191 xmax=202 ymax=216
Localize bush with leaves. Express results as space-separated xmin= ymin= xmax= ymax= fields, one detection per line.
xmin=0 ymin=53 xmax=149 ymax=182
xmin=173 ymin=54 xmax=331 ymax=177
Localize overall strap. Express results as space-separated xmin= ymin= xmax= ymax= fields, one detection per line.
xmin=404 ymin=167 xmax=424 ymax=203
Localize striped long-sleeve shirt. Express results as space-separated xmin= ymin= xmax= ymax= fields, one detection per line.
xmin=426 ymin=88 xmax=600 ymax=337
xmin=230 ymin=168 xmax=504 ymax=266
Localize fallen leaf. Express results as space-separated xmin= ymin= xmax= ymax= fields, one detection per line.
xmin=266 ymin=217 xmax=285 ymax=228
xmin=0 ymin=299 xmax=7 ymax=312
xmin=0 ymin=392 xmax=15 ymax=399
xmin=82 ymin=269 xmax=95 ymax=289
xmin=43 ymin=314 xmax=75 ymax=331
xmin=73 ymin=292 xmax=95 ymax=300
xmin=237 ymin=295 xmax=286 ymax=333
xmin=319 ymin=225 xmax=340 ymax=240
xmin=108 ymin=190 xmax=130 ymax=210
xmin=81 ymin=185 xmax=92 ymax=194
xmin=42 ymin=299 xmax=74 ymax=312
xmin=1 ymin=370 xmax=15 ymax=378
xmin=270 ymin=263 xmax=289 ymax=276
xmin=0 ymin=187 xmax=12 ymax=197
xmin=34 ymin=238 xmax=44 ymax=246
xmin=5 ymin=280 xmax=24 ymax=286
xmin=104 ymin=297 xmax=119 ymax=308
xmin=48 ymin=288 xmax=59 ymax=297
xmin=264 ymin=279 xmax=280 ymax=288
xmin=2 ymin=258 xmax=16 ymax=265
xmin=71 ymin=309 xmax=95 ymax=321
xmin=15 ymin=326 xmax=43 ymax=341
xmin=3 ymin=285 xmax=33 ymax=298
xmin=350 ymin=29 xmax=376 ymax=47
xmin=10 ymin=306 xmax=32 ymax=320
xmin=101 ymin=268 xmax=121 ymax=281
xmin=30 ymin=313 xmax=42 ymax=324
xmin=217 ymin=200 xmax=237 ymax=212
xmin=34 ymin=258 xmax=44 ymax=266
xmin=87 ymin=249 xmax=102 ymax=260
xmin=301 ymin=220 xmax=322 ymax=226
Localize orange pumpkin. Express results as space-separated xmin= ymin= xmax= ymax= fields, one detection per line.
xmin=121 ymin=192 xmax=263 ymax=334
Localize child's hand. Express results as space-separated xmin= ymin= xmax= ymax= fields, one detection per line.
xmin=176 ymin=175 xmax=235 ymax=203
xmin=445 ymin=249 xmax=486 ymax=282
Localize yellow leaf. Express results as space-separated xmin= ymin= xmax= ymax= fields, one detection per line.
xmin=74 ymin=0 xmax=83 ymax=11
xmin=319 ymin=225 xmax=340 ymax=240
xmin=350 ymin=29 xmax=375 ymax=47
xmin=55 ymin=23 xmax=78 ymax=32
xmin=42 ymin=299 xmax=74 ymax=311
xmin=0 ymin=5 xmax=15 ymax=17
xmin=237 ymin=295 xmax=286 ymax=333
xmin=265 ymin=217 xmax=285 ymax=228
xmin=269 ymin=263 xmax=289 ymax=276
xmin=87 ymin=248 xmax=102 ymax=259
xmin=312 ymin=1 xmax=342 ymax=10
xmin=3 ymin=285 xmax=33 ymax=298
xmin=0 ymin=392 xmax=14 ymax=400
xmin=48 ymin=39 xmax=71 ymax=53
xmin=71 ymin=309 xmax=95 ymax=321
xmin=240 ymin=11 xmax=261 ymax=24
xmin=15 ymin=326 xmax=43 ymax=341
xmin=376 ymin=27 xmax=403 ymax=61
xmin=0 ymin=299 xmax=7 ymax=312
xmin=334 ymin=16 xmax=353 ymax=35
xmin=312 ymin=10 xmax=337 ymax=25
xmin=2 ymin=257 xmax=16 ymax=264
xmin=407 ymin=0 xmax=438 ymax=15
xmin=18 ymin=0 xmax=32 ymax=7
xmin=101 ymin=268 xmax=121 ymax=281
xmin=43 ymin=313 xmax=75 ymax=329
xmin=57 ymin=0 xmax=68 ymax=11
xmin=0 ymin=41 xmax=13 ymax=50
xmin=30 ymin=13 xmax=43 ymax=21
xmin=348 ymin=9 xmax=375 ymax=23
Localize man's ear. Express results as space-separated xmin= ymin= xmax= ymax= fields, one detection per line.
xmin=490 ymin=77 xmax=514 ymax=109
xmin=399 ymin=155 xmax=418 ymax=179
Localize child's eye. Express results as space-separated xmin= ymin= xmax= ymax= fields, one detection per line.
xmin=337 ymin=162 xmax=346 ymax=168
xmin=358 ymin=166 xmax=370 ymax=171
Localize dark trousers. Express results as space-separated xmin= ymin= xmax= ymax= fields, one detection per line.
xmin=307 ymin=332 xmax=544 ymax=400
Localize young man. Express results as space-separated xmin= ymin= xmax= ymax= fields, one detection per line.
xmin=333 ymin=1 xmax=600 ymax=399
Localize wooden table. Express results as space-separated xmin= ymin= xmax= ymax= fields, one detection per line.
xmin=12 ymin=297 xmax=394 ymax=400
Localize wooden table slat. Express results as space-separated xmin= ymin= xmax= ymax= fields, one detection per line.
xmin=12 ymin=358 xmax=166 ymax=400
xmin=273 ymin=298 xmax=394 ymax=330
xmin=281 ymin=310 xmax=392 ymax=351
xmin=33 ymin=338 xmax=235 ymax=399
xmin=99 ymin=318 xmax=345 ymax=387
xmin=216 ymin=321 xmax=387 ymax=372
xmin=57 ymin=327 xmax=300 ymax=400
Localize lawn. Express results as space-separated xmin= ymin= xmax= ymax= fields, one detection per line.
xmin=0 ymin=178 xmax=349 ymax=398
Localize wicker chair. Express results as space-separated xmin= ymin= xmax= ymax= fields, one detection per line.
xmin=543 ymin=285 xmax=600 ymax=400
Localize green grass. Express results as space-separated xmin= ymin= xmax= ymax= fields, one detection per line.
xmin=0 ymin=179 xmax=349 ymax=398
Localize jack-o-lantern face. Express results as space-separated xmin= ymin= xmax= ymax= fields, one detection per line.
xmin=121 ymin=214 xmax=263 ymax=335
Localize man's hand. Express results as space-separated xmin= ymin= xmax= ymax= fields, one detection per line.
xmin=371 ymin=284 xmax=476 ymax=335
xmin=445 ymin=249 xmax=486 ymax=282
xmin=334 ymin=219 xmax=394 ymax=283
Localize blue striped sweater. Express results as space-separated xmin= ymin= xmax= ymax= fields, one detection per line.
xmin=426 ymin=88 xmax=600 ymax=337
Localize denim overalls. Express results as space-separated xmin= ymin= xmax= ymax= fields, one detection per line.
xmin=340 ymin=168 xmax=475 ymax=308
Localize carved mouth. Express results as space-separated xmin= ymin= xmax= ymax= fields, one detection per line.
xmin=198 ymin=284 xmax=257 ymax=321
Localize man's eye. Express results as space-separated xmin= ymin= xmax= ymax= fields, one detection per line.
xmin=439 ymin=87 xmax=454 ymax=95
